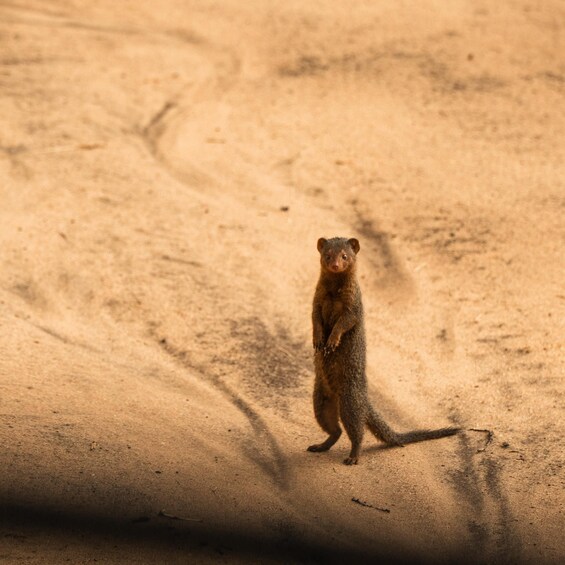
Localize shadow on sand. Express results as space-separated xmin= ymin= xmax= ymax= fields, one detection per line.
xmin=0 ymin=495 xmax=440 ymax=564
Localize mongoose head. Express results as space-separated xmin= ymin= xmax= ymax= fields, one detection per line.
xmin=317 ymin=237 xmax=360 ymax=274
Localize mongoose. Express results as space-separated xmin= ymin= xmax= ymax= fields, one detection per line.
xmin=308 ymin=237 xmax=459 ymax=465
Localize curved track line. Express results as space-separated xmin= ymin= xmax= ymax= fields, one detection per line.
xmin=154 ymin=333 xmax=290 ymax=490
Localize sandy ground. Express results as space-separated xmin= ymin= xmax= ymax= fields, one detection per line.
xmin=0 ymin=1 xmax=564 ymax=563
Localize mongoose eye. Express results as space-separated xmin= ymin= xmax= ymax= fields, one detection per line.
xmin=342 ymin=254 xmax=347 ymax=260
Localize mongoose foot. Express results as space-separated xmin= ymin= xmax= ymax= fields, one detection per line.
xmin=307 ymin=443 xmax=331 ymax=452
xmin=343 ymin=456 xmax=358 ymax=465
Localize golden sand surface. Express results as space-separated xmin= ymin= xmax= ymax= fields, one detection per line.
xmin=1 ymin=1 xmax=563 ymax=562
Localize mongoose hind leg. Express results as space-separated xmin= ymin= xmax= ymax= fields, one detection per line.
xmin=339 ymin=390 xmax=366 ymax=465
xmin=307 ymin=382 xmax=342 ymax=452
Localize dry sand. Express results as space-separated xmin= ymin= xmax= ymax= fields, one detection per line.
xmin=1 ymin=1 xmax=564 ymax=563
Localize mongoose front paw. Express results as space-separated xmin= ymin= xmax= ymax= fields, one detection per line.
xmin=325 ymin=334 xmax=341 ymax=351
xmin=343 ymin=456 xmax=359 ymax=465
xmin=323 ymin=343 xmax=339 ymax=356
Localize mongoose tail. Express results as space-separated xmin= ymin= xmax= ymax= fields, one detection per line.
xmin=367 ymin=406 xmax=460 ymax=447
xmin=395 ymin=427 xmax=461 ymax=446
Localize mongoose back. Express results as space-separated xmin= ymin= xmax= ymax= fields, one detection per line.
xmin=308 ymin=236 xmax=459 ymax=465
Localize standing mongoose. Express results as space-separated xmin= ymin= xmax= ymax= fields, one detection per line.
xmin=308 ymin=236 xmax=459 ymax=465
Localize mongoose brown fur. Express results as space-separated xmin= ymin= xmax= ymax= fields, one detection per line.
xmin=308 ymin=236 xmax=459 ymax=465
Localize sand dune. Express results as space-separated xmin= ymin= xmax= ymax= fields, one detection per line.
xmin=1 ymin=1 xmax=563 ymax=563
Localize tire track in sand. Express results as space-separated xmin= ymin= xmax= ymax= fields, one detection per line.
xmin=153 ymin=331 xmax=291 ymax=491
xmin=137 ymin=32 xmax=294 ymax=491
xmin=448 ymin=418 xmax=523 ymax=562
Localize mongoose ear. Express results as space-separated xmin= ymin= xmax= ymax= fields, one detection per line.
xmin=317 ymin=238 xmax=327 ymax=253
xmin=348 ymin=238 xmax=360 ymax=254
